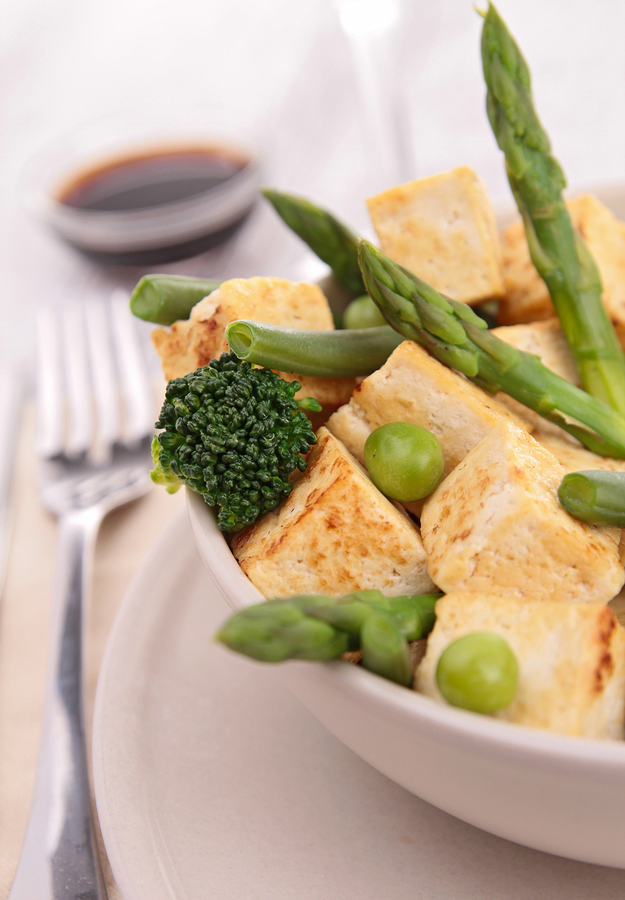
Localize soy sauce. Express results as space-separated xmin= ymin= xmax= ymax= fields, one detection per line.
xmin=55 ymin=143 xmax=255 ymax=265
xmin=58 ymin=145 xmax=248 ymax=212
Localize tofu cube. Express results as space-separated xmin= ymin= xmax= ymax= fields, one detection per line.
xmin=420 ymin=420 xmax=624 ymax=604
xmin=499 ymin=194 xmax=625 ymax=333
xmin=151 ymin=276 xmax=357 ymax=410
xmin=491 ymin=319 xmax=580 ymax=385
xmin=489 ymin=320 xmax=625 ymax=455
xmin=366 ymin=166 xmax=505 ymax=305
xmin=537 ymin=433 xmax=625 ymax=476
xmin=490 ymin=318 xmax=581 ymax=441
xmin=416 ymin=591 xmax=625 ymax=739
xmin=326 ymin=341 xmax=531 ymax=515
xmin=231 ymin=427 xmax=436 ymax=599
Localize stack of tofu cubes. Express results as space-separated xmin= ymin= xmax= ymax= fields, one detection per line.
xmin=152 ymin=166 xmax=625 ymax=740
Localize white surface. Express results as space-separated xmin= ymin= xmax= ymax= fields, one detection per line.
xmin=94 ymin=505 xmax=625 ymax=899
xmin=187 ymin=489 xmax=625 ymax=870
xmin=3 ymin=0 xmax=625 ymax=375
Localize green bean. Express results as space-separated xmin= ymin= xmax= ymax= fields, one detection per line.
xmin=129 ymin=274 xmax=221 ymax=325
xmin=558 ymin=470 xmax=625 ymax=527
xmin=435 ymin=632 xmax=519 ymax=714
xmin=225 ymin=320 xmax=405 ymax=378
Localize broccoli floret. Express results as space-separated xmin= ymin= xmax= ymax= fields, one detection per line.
xmin=151 ymin=351 xmax=320 ymax=533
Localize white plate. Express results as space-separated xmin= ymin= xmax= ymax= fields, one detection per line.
xmin=93 ymin=506 xmax=625 ymax=898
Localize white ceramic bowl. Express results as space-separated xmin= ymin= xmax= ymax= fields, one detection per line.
xmin=187 ymin=488 xmax=625 ymax=869
xmin=186 ymin=179 xmax=625 ymax=868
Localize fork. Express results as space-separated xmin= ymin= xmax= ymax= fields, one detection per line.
xmin=9 ymin=291 xmax=155 ymax=900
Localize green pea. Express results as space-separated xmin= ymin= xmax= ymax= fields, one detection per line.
xmin=364 ymin=422 xmax=444 ymax=502
xmin=435 ymin=632 xmax=519 ymax=714
xmin=343 ymin=294 xmax=387 ymax=329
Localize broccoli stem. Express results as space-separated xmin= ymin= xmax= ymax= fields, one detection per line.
xmin=216 ymin=590 xmax=439 ymax=683
xmin=225 ymin=320 xmax=405 ymax=378
xmin=480 ymin=3 xmax=625 ymax=415
xmin=558 ymin=471 xmax=625 ymax=526
xmin=358 ymin=239 xmax=625 ymax=458
xmin=129 ymin=274 xmax=221 ymax=325
xmin=262 ymin=188 xmax=365 ymax=295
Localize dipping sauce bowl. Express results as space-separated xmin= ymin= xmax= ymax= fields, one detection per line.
xmin=23 ymin=109 xmax=263 ymax=265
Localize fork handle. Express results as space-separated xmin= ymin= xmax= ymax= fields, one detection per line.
xmin=9 ymin=508 xmax=108 ymax=900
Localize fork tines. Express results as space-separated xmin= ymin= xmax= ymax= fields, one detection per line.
xmin=37 ymin=291 xmax=156 ymax=462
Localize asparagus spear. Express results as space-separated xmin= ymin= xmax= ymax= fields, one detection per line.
xmin=225 ymin=319 xmax=405 ymax=377
xmin=129 ymin=274 xmax=221 ymax=325
xmin=480 ymin=3 xmax=625 ymax=415
xmin=262 ymin=188 xmax=365 ymax=295
xmin=361 ymin=613 xmax=413 ymax=687
xmin=216 ymin=590 xmax=439 ymax=685
xmin=558 ymin=470 xmax=625 ymax=526
xmin=358 ymin=239 xmax=625 ymax=459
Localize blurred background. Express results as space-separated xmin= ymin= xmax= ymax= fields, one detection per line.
xmin=3 ymin=0 xmax=625 ymax=375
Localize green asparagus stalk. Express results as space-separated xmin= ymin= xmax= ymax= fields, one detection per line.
xmin=306 ymin=590 xmax=439 ymax=641
xmin=558 ymin=471 xmax=625 ymax=526
xmin=480 ymin=3 xmax=625 ymax=415
xmin=217 ymin=597 xmax=350 ymax=663
xmin=225 ymin=319 xmax=405 ymax=378
xmin=358 ymin=239 xmax=625 ymax=458
xmin=129 ymin=274 xmax=221 ymax=325
xmin=361 ymin=613 xmax=413 ymax=687
xmin=216 ymin=590 xmax=440 ymax=684
xmin=262 ymin=188 xmax=365 ymax=295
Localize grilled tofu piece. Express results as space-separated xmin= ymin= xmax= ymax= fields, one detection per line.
xmin=416 ymin=591 xmax=625 ymax=739
xmin=537 ymin=433 xmax=625 ymax=476
xmin=326 ymin=340 xmax=531 ymax=515
xmin=499 ymin=194 xmax=625 ymax=337
xmin=151 ymin=276 xmax=357 ymax=411
xmin=231 ymin=427 xmax=436 ymax=599
xmin=490 ymin=318 xmax=581 ymax=442
xmin=491 ymin=318 xmax=579 ymax=384
xmin=420 ymin=420 xmax=624 ymax=604
xmin=483 ymin=320 xmax=625 ymax=466
xmin=490 ymin=320 xmax=625 ymax=459
xmin=366 ymin=166 xmax=505 ymax=305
